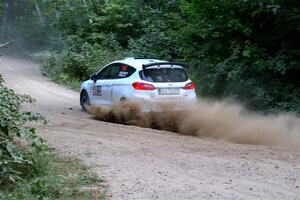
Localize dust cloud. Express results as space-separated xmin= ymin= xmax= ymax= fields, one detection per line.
xmin=89 ymin=100 xmax=300 ymax=148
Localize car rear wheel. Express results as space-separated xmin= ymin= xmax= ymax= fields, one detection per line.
xmin=120 ymin=97 xmax=127 ymax=103
xmin=80 ymin=90 xmax=90 ymax=111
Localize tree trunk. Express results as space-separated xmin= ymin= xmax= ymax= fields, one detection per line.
xmin=34 ymin=1 xmax=45 ymax=27
xmin=82 ymin=0 xmax=88 ymax=7
xmin=1 ymin=1 xmax=7 ymax=25
xmin=55 ymin=10 xmax=59 ymax=21
xmin=6 ymin=0 xmax=15 ymax=23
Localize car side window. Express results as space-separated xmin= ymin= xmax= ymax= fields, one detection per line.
xmin=110 ymin=65 xmax=121 ymax=79
xmin=115 ymin=64 xmax=136 ymax=79
xmin=97 ymin=63 xmax=136 ymax=80
xmin=97 ymin=66 xmax=111 ymax=80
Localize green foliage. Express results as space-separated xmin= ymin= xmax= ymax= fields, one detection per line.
xmin=42 ymin=1 xmax=183 ymax=85
xmin=41 ymin=38 xmax=124 ymax=83
xmin=0 ymin=78 xmax=46 ymax=186
xmin=180 ymin=0 xmax=300 ymax=112
xmin=128 ymin=4 xmax=183 ymax=60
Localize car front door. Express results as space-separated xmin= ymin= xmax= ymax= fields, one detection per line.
xmin=92 ymin=64 xmax=121 ymax=106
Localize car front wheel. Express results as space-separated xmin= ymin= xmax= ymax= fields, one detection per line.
xmin=80 ymin=90 xmax=90 ymax=111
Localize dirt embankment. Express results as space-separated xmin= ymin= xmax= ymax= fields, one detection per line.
xmin=1 ymin=56 xmax=300 ymax=200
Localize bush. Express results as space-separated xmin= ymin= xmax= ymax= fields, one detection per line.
xmin=0 ymin=77 xmax=45 ymax=186
xmin=180 ymin=0 xmax=300 ymax=113
xmin=41 ymin=38 xmax=124 ymax=87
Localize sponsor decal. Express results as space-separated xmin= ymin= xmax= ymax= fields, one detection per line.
xmin=92 ymin=85 xmax=102 ymax=96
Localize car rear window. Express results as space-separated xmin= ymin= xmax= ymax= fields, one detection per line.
xmin=139 ymin=68 xmax=188 ymax=82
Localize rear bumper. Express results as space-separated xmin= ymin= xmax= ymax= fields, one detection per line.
xmin=128 ymin=95 xmax=198 ymax=112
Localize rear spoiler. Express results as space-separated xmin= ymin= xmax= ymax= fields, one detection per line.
xmin=142 ymin=62 xmax=189 ymax=70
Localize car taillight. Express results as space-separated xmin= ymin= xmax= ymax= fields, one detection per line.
xmin=132 ymin=82 xmax=156 ymax=90
xmin=183 ymin=82 xmax=196 ymax=90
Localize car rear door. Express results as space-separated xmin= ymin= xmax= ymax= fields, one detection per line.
xmin=93 ymin=63 xmax=137 ymax=106
xmin=110 ymin=64 xmax=136 ymax=103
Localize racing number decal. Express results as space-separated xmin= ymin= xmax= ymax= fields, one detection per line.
xmin=118 ymin=71 xmax=128 ymax=78
xmin=117 ymin=65 xmax=129 ymax=78
xmin=92 ymin=85 xmax=102 ymax=96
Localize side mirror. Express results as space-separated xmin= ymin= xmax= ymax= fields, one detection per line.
xmin=90 ymin=74 xmax=98 ymax=83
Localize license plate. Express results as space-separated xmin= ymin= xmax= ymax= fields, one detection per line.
xmin=158 ymin=88 xmax=180 ymax=95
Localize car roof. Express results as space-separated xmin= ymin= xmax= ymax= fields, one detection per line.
xmin=110 ymin=57 xmax=169 ymax=70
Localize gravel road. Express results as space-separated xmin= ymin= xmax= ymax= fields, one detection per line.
xmin=1 ymin=56 xmax=300 ymax=200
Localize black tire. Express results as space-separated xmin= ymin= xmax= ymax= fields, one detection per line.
xmin=120 ymin=97 xmax=127 ymax=103
xmin=80 ymin=90 xmax=90 ymax=111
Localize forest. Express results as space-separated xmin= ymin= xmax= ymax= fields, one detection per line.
xmin=0 ymin=0 xmax=299 ymax=113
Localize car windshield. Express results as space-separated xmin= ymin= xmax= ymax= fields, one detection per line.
xmin=139 ymin=68 xmax=188 ymax=83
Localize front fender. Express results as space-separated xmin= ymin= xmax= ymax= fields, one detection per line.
xmin=80 ymin=80 xmax=93 ymax=103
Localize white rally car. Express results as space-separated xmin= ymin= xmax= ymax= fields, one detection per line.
xmin=80 ymin=57 xmax=197 ymax=112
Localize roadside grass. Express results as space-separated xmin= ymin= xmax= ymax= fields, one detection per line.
xmin=51 ymin=76 xmax=82 ymax=91
xmin=0 ymin=149 xmax=106 ymax=200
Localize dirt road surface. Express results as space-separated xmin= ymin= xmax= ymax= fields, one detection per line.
xmin=1 ymin=56 xmax=300 ymax=200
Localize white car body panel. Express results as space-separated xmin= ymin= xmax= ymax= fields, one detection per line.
xmin=80 ymin=58 xmax=197 ymax=112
